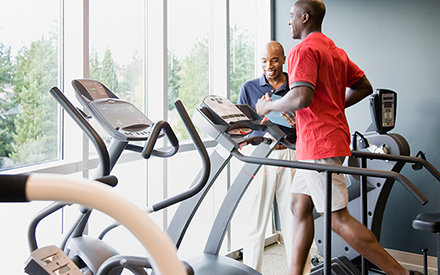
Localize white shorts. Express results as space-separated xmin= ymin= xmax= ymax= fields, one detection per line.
xmin=291 ymin=157 xmax=348 ymax=213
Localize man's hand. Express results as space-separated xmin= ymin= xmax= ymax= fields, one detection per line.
xmin=256 ymin=92 xmax=272 ymax=116
xmin=281 ymin=112 xmax=296 ymax=128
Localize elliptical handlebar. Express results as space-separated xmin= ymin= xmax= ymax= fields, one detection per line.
xmin=148 ymin=100 xmax=210 ymax=212
xmin=0 ymin=174 xmax=189 ymax=275
xmin=141 ymin=120 xmax=179 ymax=159
xmin=27 ymin=201 xmax=65 ymax=252
xmin=26 ymin=175 xmax=118 ymax=252
xmin=50 ymin=87 xmax=111 ymax=178
xmin=351 ymin=150 xmax=440 ymax=183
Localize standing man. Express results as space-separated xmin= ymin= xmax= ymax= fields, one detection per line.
xmin=256 ymin=1 xmax=418 ymax=275
xmin=238 ymin=41 xmax=307 ymax=273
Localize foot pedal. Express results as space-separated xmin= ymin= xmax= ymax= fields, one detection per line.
xmin=25 ymin=245 xmax=82 ymax=275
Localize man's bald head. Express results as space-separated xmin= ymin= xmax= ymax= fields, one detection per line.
xmin=263 ymin=41 xmax=285 ymax=57
xmin=294 ymin=0 xmax=326 ymax=28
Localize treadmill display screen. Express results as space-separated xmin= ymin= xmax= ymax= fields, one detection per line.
xmin=203 ymin=95 xmax=249 ymax=124
xmin=93 ymin=100 xmax=152 ymax=130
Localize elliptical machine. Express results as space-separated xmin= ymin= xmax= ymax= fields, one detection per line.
xmin=0 ymin=174 xmax=190 ymax=275
xmin=26 ymin=79 xmax=210 ymax=274
xmin=311 ymin=89 xmax=440 ymax=275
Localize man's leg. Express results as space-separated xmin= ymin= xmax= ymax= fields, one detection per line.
xmin=331 ymin=208 xmax=408 ymax=275
xmin=288 ymin=193 xmax=315 ymax=275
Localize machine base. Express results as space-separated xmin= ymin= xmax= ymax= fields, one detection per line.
xmin=311 ymin=257 xmax=361 ymax=275
xmin=185 ymin=253 xmax=262 ymax=275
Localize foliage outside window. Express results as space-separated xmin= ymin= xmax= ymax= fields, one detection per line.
xmin=0 ymin=30 xmax=58 ymax=170
xmin=167 ymin=3 xmax=256 ymax=140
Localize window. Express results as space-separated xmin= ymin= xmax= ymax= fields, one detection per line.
xmin=230 ymin=0 xmax=258 ymax=103
xmin=0 ymin=0 xmax=60 ymax=170
xmin=89 ymin=0 xmax=145 ymax=110
xmin=0 ymin=1 xmax=271 ymax=273
xmin=167 ymin=0 xmax=211 ymax=140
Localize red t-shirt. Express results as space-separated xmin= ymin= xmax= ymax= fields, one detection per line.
xmin=287 ymin=32 xmax=365 ymax=160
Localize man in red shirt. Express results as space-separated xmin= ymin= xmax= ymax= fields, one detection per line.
xmin=256 ymin=1 xmax=417 ymax=275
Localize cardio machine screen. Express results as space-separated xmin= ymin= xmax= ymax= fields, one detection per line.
xmin=202 ymin=95 xmax=249 ymax=124
xmin=92 ymin=100 xmax=152 ymax=130
xmin=201 ymin=95 xmax=254 ymax=136
xmin=381 ymin=93 xmax=395 ymax=127
xmin=77 ymin=79 xmax=110 ymax=100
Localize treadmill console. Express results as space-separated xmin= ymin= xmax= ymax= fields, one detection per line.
xmin=368 ymin=89 xmax=397 ymax=134
xmin=200 ymin=95 xmax=253 ymax=136
xmin=72 ymin=79 xmax=155 ymax=141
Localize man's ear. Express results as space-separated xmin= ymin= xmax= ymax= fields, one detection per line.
xmin=302 ymin=12 xmax=310 ymax=23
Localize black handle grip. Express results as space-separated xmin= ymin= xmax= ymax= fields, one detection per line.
xmin=95 ymin=175 xmax=118 ymax=188
xmin=0 ymin=174 xmax=30 ymax=202
xmin=141 ymin=120 xmax=179 ymax=159
xmin=239 ymin=136 xmax=272 ymax=147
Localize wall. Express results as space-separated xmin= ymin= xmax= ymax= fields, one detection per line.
xmin=274 ymin=0 xmax=440 ymax=256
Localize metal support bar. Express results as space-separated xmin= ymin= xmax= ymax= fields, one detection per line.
xmin=360 ymin=157 xmax=368 ymax=275
xmin=324 ymin=171 xmax=332 ymax=275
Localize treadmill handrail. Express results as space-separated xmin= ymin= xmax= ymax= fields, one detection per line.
xmin=351 ymin=150 xmax=440 ymax=183
xmin=231 ymin=148 xmax=428 ymax=205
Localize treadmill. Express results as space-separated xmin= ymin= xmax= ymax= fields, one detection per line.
xmin=166 ymin=94 xmax=428 ymax=275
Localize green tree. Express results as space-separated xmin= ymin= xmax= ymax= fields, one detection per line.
xmin=89 ymin=46 xmax=101 ymax=80
xmin=168 ymin=50 xmax=182 ymax=111
xmin=178 ymin=37 xmax=209 ymax=111
xmin=0 ymin=43 xmax=14 ymax=85
xmin=169 ymin=28 xmax=255 ymax=139
xmin=229 ymin=25 xmax=255 ymax=104
xmin=0 ymin=43 xmax=16 ymax=162
xmin=99 ymin=48 xmax=119 ymax=92
xmin=174 ymin=36 xmax=209 ymax=139
xmin=89 ymin=47 xmax=121 ymax=101
xmin=10 ymin=34 xmax=58 ymax=165
xmin=118 ymin=50 xmax=143 ymax=109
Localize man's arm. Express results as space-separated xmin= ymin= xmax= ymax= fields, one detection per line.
xmin=345 ymin=77 xmax=373 ymax=108
xmin=256 ymin=86 xmax=314 ymax=116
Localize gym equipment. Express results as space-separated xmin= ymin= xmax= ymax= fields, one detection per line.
xmin=67 ymin=79 xmax=209 ymax=210
xmin=26 ymin=80 xmax=210 ymax=274
xmin=311 ymin=89 xmax=440 ymax=275
xmin=412 ymin=213 xmax=440 ymax=275
xmin=0 ymin=174 xmax=188 ymax=275
xmin=166 ymin=94 xmax=427 ymax=275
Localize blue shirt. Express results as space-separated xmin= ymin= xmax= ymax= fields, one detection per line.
xmin=237 ymin=73 xmax=297 ymax=143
